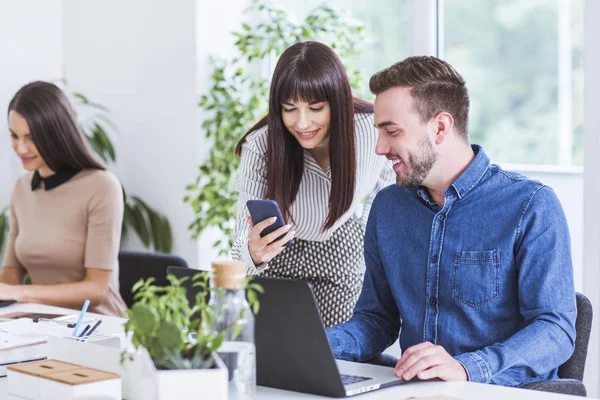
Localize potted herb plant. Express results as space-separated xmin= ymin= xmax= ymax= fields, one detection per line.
xmin=120 ymin=267 xmax=262 ymax=400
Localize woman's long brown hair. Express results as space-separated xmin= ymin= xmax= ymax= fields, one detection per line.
xmin=8 ymin=81 xmax=106 ymax=172
xmin=9 ymin=81 xmax=126 ymax=200
xmin=236 ymin=41 xmax=373 ymax=230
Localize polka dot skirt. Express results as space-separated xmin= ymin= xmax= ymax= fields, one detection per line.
xmin=258 ymin=218 xmax=365 ymax=327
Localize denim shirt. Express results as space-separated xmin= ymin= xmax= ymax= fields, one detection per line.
xmin=327 ymin=145 xmax=577 ymax=387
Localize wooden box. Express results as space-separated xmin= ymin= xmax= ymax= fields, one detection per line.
xmin=7 ymin=359 xmax=121 ymax=400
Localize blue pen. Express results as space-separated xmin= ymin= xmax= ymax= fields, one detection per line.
xmin=72 ymin=299 xmax=90 ymax=337
xmin=78 ymin=324 xmax=91 ymax=337
xmin=85 ymin=319 xmax=103 ymax=336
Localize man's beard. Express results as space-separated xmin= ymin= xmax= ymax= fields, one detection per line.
xmin=395 ymin=135 xmax=437 ymax=188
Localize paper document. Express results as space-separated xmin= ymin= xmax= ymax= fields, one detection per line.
xmin=0 ymin=318 xmax=73 ymax=350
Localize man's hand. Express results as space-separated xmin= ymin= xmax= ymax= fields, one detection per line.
xmin=394 ymin=342 xmax=468 ymax=382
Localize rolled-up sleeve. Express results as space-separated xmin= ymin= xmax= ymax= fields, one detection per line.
xmin=231 ymin=141 xmax=269 ymax=274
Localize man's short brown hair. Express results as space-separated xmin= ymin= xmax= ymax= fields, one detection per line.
xmin=370 ymin=56 xmax=470 ymax=140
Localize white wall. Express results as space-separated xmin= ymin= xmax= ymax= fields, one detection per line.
xmin=62 ymin=0 xmax=199 ymax=267
xmin=0 ymin=0 xmax=64 ymax=212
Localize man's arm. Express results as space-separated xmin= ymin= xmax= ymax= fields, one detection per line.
xmin=454 ymin=186 xmax=576 ymax=384
xmin=327 ymin=196 xmax=401 ymax=361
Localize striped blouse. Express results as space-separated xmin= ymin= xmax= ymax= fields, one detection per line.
xmin=231 ymin=113 xmax=396 ymax=273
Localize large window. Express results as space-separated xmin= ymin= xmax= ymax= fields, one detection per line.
xmin=276 ymin=0 xmax=584 ymax=166
xmin=276 ymin=0 xmax=410 ymax=100
xmin=443 ymin=0 xmax=584 ymax=166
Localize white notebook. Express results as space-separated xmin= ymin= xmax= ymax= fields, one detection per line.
xmin=0 ymin=318 xmax=74 ymax=350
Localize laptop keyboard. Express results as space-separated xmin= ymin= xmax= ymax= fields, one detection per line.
xmin=340 ymin=374 xmax=373 ymax=385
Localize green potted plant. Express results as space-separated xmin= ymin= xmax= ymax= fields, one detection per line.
xmin=121 ymin=267 xmax=263 ymax=400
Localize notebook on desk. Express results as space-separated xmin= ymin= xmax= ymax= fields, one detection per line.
xmin=0 ymin=317 xmax=97 ymax=377
xmin=0 ymin=318 xmax=74 ymax=350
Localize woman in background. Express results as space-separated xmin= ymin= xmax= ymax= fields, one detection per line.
xmin=0 ymin=81 xmax=127 ymax=317
xmin=232 ymin=41 xmax=395 ymax=327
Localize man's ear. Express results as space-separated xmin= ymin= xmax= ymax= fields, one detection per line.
xmin=432 ymin=112 xmax=454 ymax=145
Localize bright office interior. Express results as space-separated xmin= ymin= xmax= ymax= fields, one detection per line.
xmin=0 ymin=0 xmax=599 ymax=397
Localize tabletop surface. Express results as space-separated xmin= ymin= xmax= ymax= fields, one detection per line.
xmin=0 ymin=303 xmax=594 ymax=400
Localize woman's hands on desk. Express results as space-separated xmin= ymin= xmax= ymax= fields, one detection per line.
xmin=247 ymin=216 xmax=295 ymax=265
xmin=0 ymin=268 xmax=111 ymax=309
xmin=394 ymin=342 xmax=468 ymax=382
xmin=0 ymin=282 xmax=22 ymax=301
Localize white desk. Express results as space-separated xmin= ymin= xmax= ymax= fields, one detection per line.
xmin=0 ymin=303 xmax=594 ymax=400
xmin=257 ymin=381 xmax=592 ymax=399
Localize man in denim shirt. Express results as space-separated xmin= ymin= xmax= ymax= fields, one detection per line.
xmin=326 ymin=56 xmax=577 ymax=387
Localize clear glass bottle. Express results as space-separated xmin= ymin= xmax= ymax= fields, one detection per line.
xmin=209 ymin=260 xmax=256 ymax=400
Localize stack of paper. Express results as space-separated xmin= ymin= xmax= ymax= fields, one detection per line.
xmin=0 ymin=318 xmax=74 ymax=377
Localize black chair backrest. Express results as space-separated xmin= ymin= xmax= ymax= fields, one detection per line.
xmin=118 ymin=250 xmax=189 ymax=308
xmin=559 ymin=292 xmax=593 ymax=381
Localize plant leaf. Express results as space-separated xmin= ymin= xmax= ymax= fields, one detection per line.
xmin=93 ymin=123 xmax=116 ymax=162
xmin=0 ymin=208 xmax=8 ymax=255
xmin=133 ymin=196 xmax=173 ymax=253
xmin=231 ymin=321 xmax=244 ymax=341
xmin=127 ymin=201 xmax=151 ymax=247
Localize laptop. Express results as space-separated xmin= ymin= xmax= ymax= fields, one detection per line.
xmin=166 ymin=266 xmax=405 ymax=397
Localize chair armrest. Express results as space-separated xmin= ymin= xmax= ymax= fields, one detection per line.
xmin=521 ymin=379 xmax=586 ymax=397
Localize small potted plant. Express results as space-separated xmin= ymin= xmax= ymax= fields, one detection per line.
xmin=120 ymin=267 xmax=262 ymax=400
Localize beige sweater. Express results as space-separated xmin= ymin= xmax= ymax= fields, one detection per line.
xmin=2 ymin=169 xmax=127 ymax=317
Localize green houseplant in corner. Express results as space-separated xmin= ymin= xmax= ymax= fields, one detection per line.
xmin=184 ymin=0 xmax=367 ymax=255
xmin=0 ymin=91 xmax=173 ymax=255
xmin=121 ymin=264 xmax=263 ymax=400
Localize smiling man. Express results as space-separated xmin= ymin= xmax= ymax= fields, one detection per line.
xmin=326 ymin=56 xmax=577 ymax=387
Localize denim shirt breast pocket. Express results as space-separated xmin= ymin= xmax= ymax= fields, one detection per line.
xmin=452 ymin=249 xmax=501 ymax=308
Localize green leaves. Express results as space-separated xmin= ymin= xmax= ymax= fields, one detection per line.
xmin=185 ymin=0 xmax=367 ymax=254
xmin=157 ymin=320 xmax=185 ymax=352
xmin=130 ymin=303 xmax=160 ymax=333
xmin=123 ymin=273 xmax=261 ymax=370
xmin=124 ymin=196 xmax=173 ymax=253
xmin=231 ymin=320 xmax=244 ymax=341
xmin=246 ymin=276 xmax=264 ymax=315
xmin=0 ymin=208 xmax=7 ymax=256
xmin=85 ymin=123 xmax=116 ymax=163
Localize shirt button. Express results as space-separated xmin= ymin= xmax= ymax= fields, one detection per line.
xmin=429 ymin=297 xmax=437 ymax=306
xmin=431 ymin=255 xmax=438 ymax=263
xmin=437 ymin=214 xmax=446 ymax=221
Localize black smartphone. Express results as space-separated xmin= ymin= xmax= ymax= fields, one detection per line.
xmin=246 ymin=200 xmax=293 ymax=247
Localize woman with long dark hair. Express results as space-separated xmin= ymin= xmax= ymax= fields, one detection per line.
xmin=0 ymin=81 xmax=127 ymax=316
xmin=232 ymin=41 xmax=394 ymax=327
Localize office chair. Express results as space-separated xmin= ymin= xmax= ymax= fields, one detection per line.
xmin=522 ymin=292 xmax=593 ymax=397
xmin=118 ymin=250 xmax=189 ymax=308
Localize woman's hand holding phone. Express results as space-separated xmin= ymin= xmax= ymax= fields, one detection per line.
xmin=247 ymin=216 xmax=295 ymax=265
